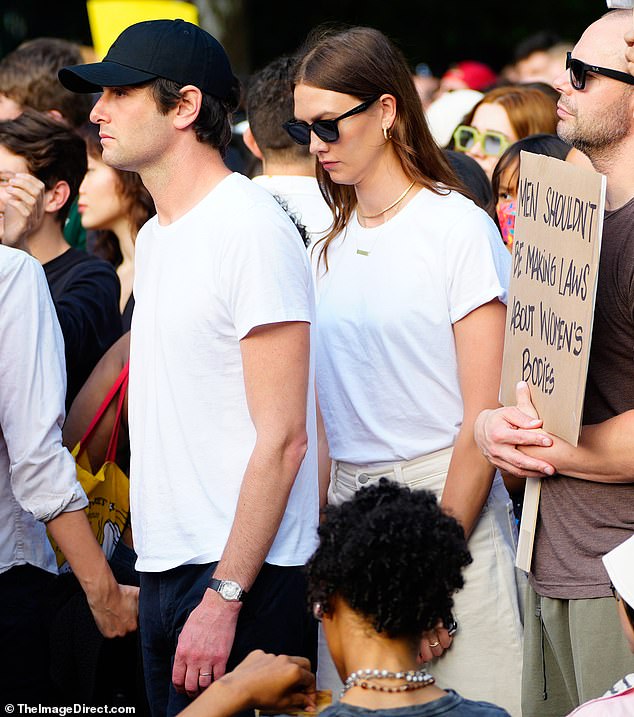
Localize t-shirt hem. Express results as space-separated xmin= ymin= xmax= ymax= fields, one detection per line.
xmin=134 ymin=542 xmax=319 ymax=573
xmin=236 ymin=309 xmax=312 ymax=340
xmin=529 ymin=575 xmax=613 ymax=600
xmin=449 ymin=286 xmax=505 ymax=324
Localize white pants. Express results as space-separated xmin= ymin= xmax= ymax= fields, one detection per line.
xmin=317 ymin=447 xmax=525 ymax=716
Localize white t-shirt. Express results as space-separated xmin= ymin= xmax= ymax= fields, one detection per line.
xmin=314 ymin=188 xmax=510 ymax=465
xmin=252 ymin=175 xmax=332 ymax=243
xmin=129 ymin=173 xmax=319 ymax=572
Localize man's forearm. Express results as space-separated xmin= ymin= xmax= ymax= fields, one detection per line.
xmin=47 ymin=510 xmax=138 ymax=637
xmin=212 ymin=432 xmax=308 ymax=588
xmin=522 ymin=410 xmax=634 ymax=483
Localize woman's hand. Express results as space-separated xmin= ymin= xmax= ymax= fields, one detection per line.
xmin=418 ymin=619 xmax=456 ymax=663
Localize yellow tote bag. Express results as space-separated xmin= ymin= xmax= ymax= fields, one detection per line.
xmin=50 ymin=363 xmax=130 ymax=571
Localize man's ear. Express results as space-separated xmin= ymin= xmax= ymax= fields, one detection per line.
xmin=243 ymin=126 xmax=264 ymax=160
xmin=45 ymin=180 xmax=70 ymax=215
xmin=172 ymin=85 xmax=203 ymax=130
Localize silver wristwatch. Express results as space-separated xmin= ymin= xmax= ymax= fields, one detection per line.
xmin=207 ymin=577 xmax=247 ymax=602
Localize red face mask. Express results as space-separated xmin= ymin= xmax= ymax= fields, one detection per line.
xmin=496 ymin=199 xmax=516 ymax=250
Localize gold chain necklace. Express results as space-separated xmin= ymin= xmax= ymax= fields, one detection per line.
xmin=358 ymin=181 xmax=416 ymax=220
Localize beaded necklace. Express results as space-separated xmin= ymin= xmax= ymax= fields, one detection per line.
xmin=341 ymin=667 xmax=435 ymax=697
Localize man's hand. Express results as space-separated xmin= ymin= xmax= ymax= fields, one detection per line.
xmin=1 ymin=173 xmax=46 ymax=250
xmin=625 ymin=28 xmax=634 ymax=76
xmin=474 ymin=381 xmax=556 ymax=478
xmin=172 ymin=588 xmax=241 ymax=699
xmin=87 ymin=583 xmax=139 ymax=638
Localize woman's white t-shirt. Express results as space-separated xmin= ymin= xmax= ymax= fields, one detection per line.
xmin=314 ymin=188 xmax=510 ymax=465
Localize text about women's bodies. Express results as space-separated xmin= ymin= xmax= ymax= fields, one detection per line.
xmin=500 ymin=152 xmax=606 ymax=446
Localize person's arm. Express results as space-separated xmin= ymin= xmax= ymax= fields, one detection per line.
xmin=440 ymin=299 xmax=507 ymax=538
xmin=46 ymin=511 xmax=138 ymax=636
xmin=519 ymin=414 xmax=634 ymax=483
xmin=179 ymin=650 xmax=316 ymax=717
xmin=420 ymin=301 xmax=506 ymax=661
xmin=475 ymin=382 xmax=634 ymax=482
xmin=172 ymin=321 xmax=310 ymax=698
xmin=315 ymin=393 xmax=331 ymax=511
xmin=0 ymin=252 xmax=138 ymax=638
xmin=63 ymin=332 xmax=131 ymax=468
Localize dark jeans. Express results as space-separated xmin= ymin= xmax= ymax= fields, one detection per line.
xmin=139 ymin=562 xmax=317 ymax=717
xmin=0 ymin=564 xmax=55 ymax=705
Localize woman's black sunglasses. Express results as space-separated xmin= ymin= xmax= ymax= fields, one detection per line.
xmin=283 ymin=97 xmax=379 ymax=146
xmin=566 ymin=51 xmax=634 ymax=91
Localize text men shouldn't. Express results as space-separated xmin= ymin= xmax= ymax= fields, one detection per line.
xmin=500 ymin=151 xmax=606 ymax=446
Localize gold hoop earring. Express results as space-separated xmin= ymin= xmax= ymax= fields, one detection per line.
xmin=383 ymin=126 xmax=392 ymax=141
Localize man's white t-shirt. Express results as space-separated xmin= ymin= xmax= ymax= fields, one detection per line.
xmin=314 ymin=188 xmax=510 ymax=465
xmin=130 ymin=173 xmax=319 ymax=572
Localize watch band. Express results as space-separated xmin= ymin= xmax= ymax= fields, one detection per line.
xmin=207 ymin=577 xmax=247 ymax=602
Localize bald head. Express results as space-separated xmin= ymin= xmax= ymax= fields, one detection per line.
xmin=578 ymin=10 xmax=633 ymax=71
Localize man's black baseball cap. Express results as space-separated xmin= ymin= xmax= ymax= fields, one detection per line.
xmin=59 ymin=19 xmax=238 ymax=100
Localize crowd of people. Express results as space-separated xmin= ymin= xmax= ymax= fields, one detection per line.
xmin=1 ymin=8 xmax=634 ymax=717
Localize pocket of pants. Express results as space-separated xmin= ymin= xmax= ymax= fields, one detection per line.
xmin=405 ymin=469 xmax=446 ymax=498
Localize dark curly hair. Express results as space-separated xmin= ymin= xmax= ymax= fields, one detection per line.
xmin=307 ymin=479 xmax=472 ymax=640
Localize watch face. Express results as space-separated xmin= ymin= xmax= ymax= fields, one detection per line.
xmin=220 ymin=581 xmax=241 ymax=601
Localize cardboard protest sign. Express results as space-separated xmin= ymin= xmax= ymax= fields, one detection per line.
xmin=500 ymin=152 xmax=606 ymax=444
xmin=87 ymin=0 xmax=199 ymax=59
xmin=500 ymin=152 xmax=606 ymax=572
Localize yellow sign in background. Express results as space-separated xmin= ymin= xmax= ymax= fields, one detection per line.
xmin=87 ymin=1 xmax=199 ymax=58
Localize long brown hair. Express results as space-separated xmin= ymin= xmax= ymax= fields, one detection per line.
xmin=294 ymin=26 xmax=467 ymax=270
xmin=464 ymin=85 xmax=558 ymax=141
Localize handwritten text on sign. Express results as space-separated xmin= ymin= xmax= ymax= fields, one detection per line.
xmin=500 ymin=152 xmax=606 ymax=445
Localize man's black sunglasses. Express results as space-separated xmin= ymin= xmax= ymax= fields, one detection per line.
xmin=283 ymin=97 xmax=379 ymax=146
xmin=566 ymin=51 xmax=634 ymax=91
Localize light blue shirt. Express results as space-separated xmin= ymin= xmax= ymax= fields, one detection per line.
xmin=0 ymin=246 xmax=86 ymax=575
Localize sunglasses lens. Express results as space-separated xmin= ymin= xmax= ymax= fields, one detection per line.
xmin=569 ymin=60 xmax=584 ymax=90
xmin=313 ymin=121 xmax=339 ymax=143
xmin=455 ymin=127 xmax=476 ymax=151
xmin=284 ymin=122 xmax=311 ymax=145
xmin=484 ymin=133 xmax=503 ymax=156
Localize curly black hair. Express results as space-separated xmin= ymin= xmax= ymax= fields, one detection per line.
xmin=306 ymin=479 xmax=472 ymax=639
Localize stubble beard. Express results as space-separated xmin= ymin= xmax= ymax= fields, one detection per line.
xmin=557 ymin=89 xmax=631 ymax=160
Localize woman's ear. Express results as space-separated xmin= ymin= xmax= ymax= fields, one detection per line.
xmin=379 ymin=93 xmax=398 ymax=134
xmin=172 ymin=85 xmax=203 ymax=131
